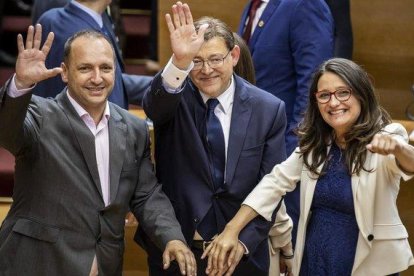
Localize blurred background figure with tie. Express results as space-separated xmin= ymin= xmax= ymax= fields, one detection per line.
xmin=238 ymin=0 xmax=334 ymax=263
xmin=239 ymin=0 xmax=334 ymax=155
xmin=31 ymin=0 xmax=152 ymax=109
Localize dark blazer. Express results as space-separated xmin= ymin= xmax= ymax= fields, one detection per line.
xmin=31 ymin=0 xmax=68 ymax=24
xmin=0 ymin=81 xmax=184 ymax=276
xmin=33 ymin=2 xmax=152 ymax=109
xmin=239 ymin=0 xmax=334 ymax=154
xmin=139 ymin=73 xmax=287 ymax=273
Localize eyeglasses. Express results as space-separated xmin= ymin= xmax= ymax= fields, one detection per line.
xmin=192 ymin=50 xmax=231 ymax=71
xmin=315 ymin=88 xmax=352 ymax=104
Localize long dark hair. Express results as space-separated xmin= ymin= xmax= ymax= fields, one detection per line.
xmin=233 ymin=32 xmax=256 ymax=84
xmin=298 ymin=58 xmax=392 ymax=175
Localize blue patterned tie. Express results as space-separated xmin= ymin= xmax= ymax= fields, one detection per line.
xmin=197 ymin=99 xmax=224 ymax=240
xmin=205 ymin=99 xmax=225 ymax=190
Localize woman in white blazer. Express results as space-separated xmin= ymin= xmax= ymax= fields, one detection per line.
xmin=202 ymin=58 xmax=414 ymax=275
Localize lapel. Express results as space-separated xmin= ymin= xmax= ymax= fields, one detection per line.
xmin=225 ymin=77 xmax=252 ymax=186
xmin=107 ymin=105 xmax=127 ymax=203
xmin=301 ymin=157 xmax=324 ymax=226
xmin=248 ymin=0 xmax=281 ymax=51
xmin=294 ymin=153 xmax=324 ymax=273
xmin=351 ymin=153 xmax=376 ymax=272
xmin=352 ymin=152 xmax=375 ymax=243
xmin=56 ymin=91 xmax=103 ymax=200
xmin=188 ymin=80 xmax=219 ymax=190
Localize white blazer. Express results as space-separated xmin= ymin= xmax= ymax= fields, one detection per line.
xmin=244 ymin=123 xmax=414 ymax=275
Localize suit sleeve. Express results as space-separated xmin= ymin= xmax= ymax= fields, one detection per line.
xmin=381 ymin=123 xmax=414 ymax=181
xmin=129 ymin=122 xmax=185 ymax=250
xmin=239 ymin=99 xmax=288 ymax=254
xmin=286 ymin=0 xmax=334 ymax=154
xmin=142 ymin=71 xmax=184 ymax=126
xmin=122 ymin=73 xmax=152 ymax=106
xmin=268 ymin=201 xmax=293 ymax=250
xmin=0 ymin=79 xmax=39 ymax=155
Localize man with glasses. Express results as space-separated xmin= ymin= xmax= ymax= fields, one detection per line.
xmin=136 ymin=2 xmax=287 ymax=275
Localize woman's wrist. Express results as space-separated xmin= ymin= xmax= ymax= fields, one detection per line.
xmin=224 ymin=221 xmax=242 ymax=236
xmin=280 ymin=242 xmax=294 ymax=259
xmin=280 ymin=250 xmax=294 ymax=259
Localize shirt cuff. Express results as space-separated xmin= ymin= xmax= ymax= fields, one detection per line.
xmin=161 ymin=56 xmax=193 ymax=93
xmin=239 ymin=239 xmax=249 ymax=255
xmin=7 ymin=74 xmax=35 ymax=98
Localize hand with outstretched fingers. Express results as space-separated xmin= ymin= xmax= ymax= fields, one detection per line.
xmin=165 ymin=1 xmax=209 ymax=70
xmin=163 ymin=240 xmax=197 ymax=276
xmin=15 ymin=24 xmax=62 ymax=90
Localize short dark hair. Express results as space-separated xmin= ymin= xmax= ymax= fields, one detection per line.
xmin=298 ymin=58 xmax=392 ymax=175
xmin=63 ymin=29 xmax=115 ymax=65
xmin=194 ymin=17 xmax=235 ymax=51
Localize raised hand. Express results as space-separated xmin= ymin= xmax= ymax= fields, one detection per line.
xmin=165 ymin=1 xmax=208 ymax=70
xmin=15 ymin=24 xmax=62 ymax=90
xmin=163 ymin=240 xmax=197 ymax=276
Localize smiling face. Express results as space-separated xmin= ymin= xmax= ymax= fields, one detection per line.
xmin=316 ymin=72 xmax=361 ymax=139
xmin=61 ymin=36 xmax=115 ymax=116
xmin=189 ymin=37 xmax=240 ymax=98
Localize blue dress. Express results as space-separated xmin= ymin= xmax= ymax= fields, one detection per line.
xmin=300 ymin=143 xmax=359 ymax=275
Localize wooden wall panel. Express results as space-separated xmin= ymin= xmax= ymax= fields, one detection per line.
xmin=157 ymin=0 xmax=247 ymax=66
xmin=351 ymin=0 xmax=414 ymax=119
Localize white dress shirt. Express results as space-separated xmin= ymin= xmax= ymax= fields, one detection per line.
xmin=161 ymin=58 xmax=235 ymax=161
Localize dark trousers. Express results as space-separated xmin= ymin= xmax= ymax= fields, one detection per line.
xmin=147 ymin=246 xmax=267 ymax=276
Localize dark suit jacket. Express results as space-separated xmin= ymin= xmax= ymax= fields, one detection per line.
xmin=239 ymin=0 xmax=334 ymax=154
xmin=139 ymin=73 xmax=287 ymax=273
xmin=0 ymin=81 xmax=183 ymax=276
xmin=33 ymin=2 xmax=152 ymax=109
xmin=31 ymin=0 xmax=68 ymax=24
